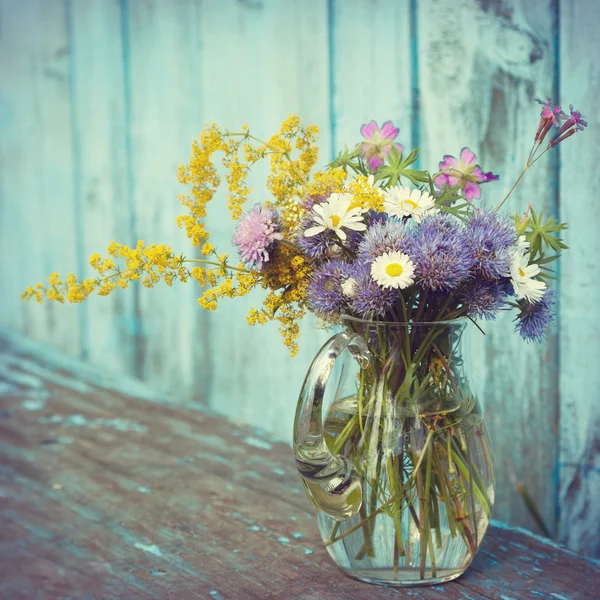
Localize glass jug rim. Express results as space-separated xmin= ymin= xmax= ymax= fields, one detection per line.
xmin=340 ymin=314 xmax=470 ymax=328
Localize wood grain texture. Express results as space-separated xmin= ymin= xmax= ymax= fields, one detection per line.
xmin=0 ymin=0 xmax=598 ymax=555
xmin=417 ymin=0 xmax=560 ymax=536
xmin=330 ymin=0 xmax=413 ymax=154
xmin=123 ymin=0 xmax=204 ymax=394
xmin=0 ymin=0 xmax=83 ymax=355
xmin=1 ymin=330 xmax=598 ymax=600
xmin=558 ymin=0 xmax=600 ymax=556
xmin=199 ymin=0 xmax=331 ymax=434
xmin=66 ymin=0 xmax=138 ymax=374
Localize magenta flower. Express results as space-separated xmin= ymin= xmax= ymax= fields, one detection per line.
xmin=534 ymin=97 xmax=566 ymax=143
xmin=233 ymin=204 xmax=283 ymax=269
xmin=549 ymin=104 xmax=587 ymax=148
xmin=359 ymin=120 xmax=404 ymax=171
xmin=434 ymin=147 xmax=499 ymax=202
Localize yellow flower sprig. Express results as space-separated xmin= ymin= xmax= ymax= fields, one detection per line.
xmin=247 ymin=246 xmax=313 ymax=356
xmin=21 ymin=241 xmax=259 ymax=309
xmin=23 ymin=115 xmax=321 ymax=355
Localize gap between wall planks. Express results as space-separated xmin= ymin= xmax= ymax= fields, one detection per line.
xmin=0 ymin=0 xmax=597 ymax=556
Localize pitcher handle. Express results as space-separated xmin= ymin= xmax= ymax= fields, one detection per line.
xmin=293 ymin=330 xmax=371 ymax=521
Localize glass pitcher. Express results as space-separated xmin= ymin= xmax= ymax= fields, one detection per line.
xmin=293 ymin=317 xmax=494 ymax=586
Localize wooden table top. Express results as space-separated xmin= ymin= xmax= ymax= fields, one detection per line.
xmin=1 ymin=330 xmax=598 ymax=600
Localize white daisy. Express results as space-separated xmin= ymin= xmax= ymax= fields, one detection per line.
xmin=515 ymin=235 xmax=530 ymax=253
xmin=304 ymin=193 xmax=366 ymax=241
xmin=509 ymin=247 xmax=546 ymax=302
xmin=383 ymin=186 xmax=438 ymax=223
xmin=341 ymin=277 xmax=358 ymax=298
xmin=371 ymin=252 xmax=415 ymax=290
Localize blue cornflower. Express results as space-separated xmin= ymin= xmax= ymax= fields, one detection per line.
xmin=357 ymin=218 xmax=413 ymax=265
xmin=409 ymin=213 xmax=473 ymax=291
xmin=307 ymin=260 xmax=352 ymax=317
xmin=349 ymin=263 xmax=397 ymax=319
xmin=461 ymin=278 xmax=512 ymax=320
xmin=515 ymin=288 xmax=556 ymax=342
xmin=465 ymin=209 xmax=516 ymax=279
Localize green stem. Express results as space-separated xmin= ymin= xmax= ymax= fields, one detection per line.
xmin=495 ymin=166 xmax=529 ymax=212
xmin=432 ymin=444 xmax=458 ymax=539
xmin=183 ymin=259 xmax=254 ymax=274
xmin=447 ymin=440 xmax=492 ymax=516
xmin=225 ymin=131 xmax=310 ymax=186
xmin=466 ymin=439 xmax=479 ymax=546
xmin=325 ymin=500 xmax=393 ymax=547
xmin=417 ymin=467 xmax=427 ymax=580
xmin=332 ymin=415 xmax=359 ymax=454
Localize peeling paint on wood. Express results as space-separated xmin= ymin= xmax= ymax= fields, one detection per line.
xmin=0 ymin=332 xmax=598 ymax=599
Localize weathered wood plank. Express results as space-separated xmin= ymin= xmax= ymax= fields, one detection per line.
xmin=417 ymin=0 xmax=559 ymax=535
xmin=0 ymin=0 xmax=82 ymax=355
xmin=558 ymin=0 xmax=600 ymax=557
xmin=0 ymin=331 xmax=598 ymax=599
xmin=330 ymin=0 xmax=413 ymax=155
xmin=66 ymin=0 xmax=138 ymax=374
xmin=199 ymin=0 xmax=331 ymax=436
xmin=123 ymin=0 xmax=204 ymax=393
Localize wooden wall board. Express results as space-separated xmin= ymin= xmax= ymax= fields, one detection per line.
xmin=198 ymin=0 xmax=331 ymax=435
xmin=66 ymin=0 xmax=138 ymax=375
xmin=0 ymin=0 xmax=83 ymax=356
xmin=417 ymin=0 xmax=560 ymax=535
xmin=558 ymin=0 xmax=600 ymax=556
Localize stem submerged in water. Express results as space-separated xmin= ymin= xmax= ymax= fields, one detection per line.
xmin=320 ymin=321 xmax=493 ymax=581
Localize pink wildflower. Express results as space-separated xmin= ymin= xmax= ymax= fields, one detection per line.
xmin=359 ymin=120 xmax=404 ymax=171
xmin=549 ymin=104 xmax=587 ymax=147
xmin=233 ymin=204 xmax=283 ymax=269
xmin=534 ymin=97 xmax=565 ymax=143
xmin=434 ymin=147 xmax=499 ymax=202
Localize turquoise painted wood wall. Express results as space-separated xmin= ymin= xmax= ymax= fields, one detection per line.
xmin=0 ymin=0 xmax=598 ymax=556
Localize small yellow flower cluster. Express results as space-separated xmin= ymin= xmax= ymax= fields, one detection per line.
xmin=347 ymin=174 xmax=385 ymax=212
xmin=195 ymin=263 xmax=260 ymax=311
xmin=305 ymin=168 xmax=347 ymax=198
xmin=247 ymin=246 xmax=312 ymax=356
xmin=265 ymin=116 xmax=320 ymax=230
xmin=22 ymin=241 xmax=191 ymax=304
xmin=176 ymin=124 xmax=228 ymax=246
xmin=24 ymin=116 xmax=322 ymax=356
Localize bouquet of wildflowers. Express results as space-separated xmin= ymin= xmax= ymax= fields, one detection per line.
xmin=23 ymin=98 xmax=585 ymax=348
xmin=23 ymin=98 xmax=586 ymax=582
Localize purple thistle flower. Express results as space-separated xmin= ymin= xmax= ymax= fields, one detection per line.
xmin=408 ymin=213 xmax=473 ymax=291
xmin=434 ymin=147 xmax=499 ymax=202
xmin=461 ymin=278 xmax=512 ymax=320
xmin=357 ymin=219 xmax=414 ymax=265
xmin=296 ymin=215 xmax=363 ymax=260
xmin=350 ymin=263 xmax=397 ymax=319
xmin=359 ymin=120 xmax=404 ymax=171
xmin=233 ymin=204 xmax=283 ymax=268
xmin=307 ymin=260 xmax=352 ymax=317
xmin=515 ymin=288 xmax=556 ymax=342
xmin=364 ymin=209 xmax=389 ymax=228
xmin=296 ymin=216 xmax=339 ymax=259
xmin=465 ymin=209 xmax=516 ymax=280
